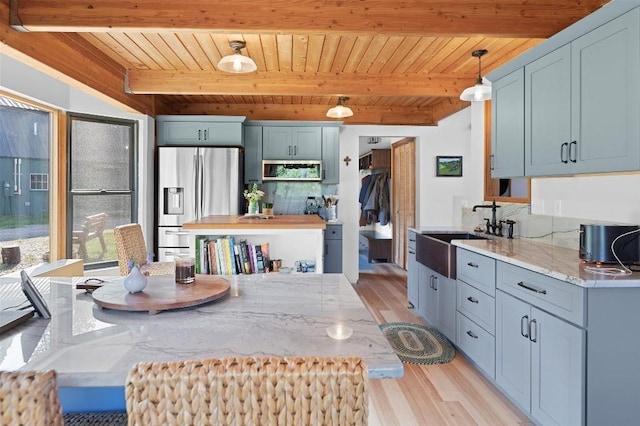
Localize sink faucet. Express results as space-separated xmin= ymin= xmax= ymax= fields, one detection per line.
xmin=472 ymin=200 xmax=501 ymax=235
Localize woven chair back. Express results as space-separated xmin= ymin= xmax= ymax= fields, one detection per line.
xmin=114 ymin=223 xmax=149 ymax=276
xmin=126 ymin=356 xmax=368 ymax=425
xmin=0 ymin=370 xmax=63 ymax=426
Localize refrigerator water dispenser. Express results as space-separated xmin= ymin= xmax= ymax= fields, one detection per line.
xmin=164 ymin=187 xmax=184 ymax=215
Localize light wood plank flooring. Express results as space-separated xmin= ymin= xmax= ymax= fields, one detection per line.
xmin=355 ymin=263 xmax=532 ymax=426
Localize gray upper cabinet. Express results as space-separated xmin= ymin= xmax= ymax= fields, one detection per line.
xmin=157 ymin=116 xmax=245 ymax=147
xmin=570 ymin=8 xmax=640 ymax=174
xmin=321 ymin=127 xmax=340 ymax=184
xmin=262 ymin=126 xmax=322 ymax=160
xmin=244 ymin=126 xmax=263 ymax=184
xmin=491 ymin=68 xmax=525 ymax=178
xmin=524 ymin=8 xmax=640 ymax=176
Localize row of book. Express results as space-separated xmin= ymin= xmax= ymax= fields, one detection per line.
xmin=195 ymin=236 xmax=269 ymax=275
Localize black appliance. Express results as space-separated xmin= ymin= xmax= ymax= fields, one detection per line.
xmin=579 ymin=224 xmax=640 ymax=263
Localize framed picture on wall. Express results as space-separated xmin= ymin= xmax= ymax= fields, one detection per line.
xmin=436 ymin=156 xmax=463 ymax=177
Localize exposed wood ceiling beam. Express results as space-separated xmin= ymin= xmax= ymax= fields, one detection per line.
xmin=127 ymin=70 xmax=468 ymax=97
xmin=11 ymin=0 xmax=607 ymax=38
xmin=0 ymin=2 xmax=154 ymax=115
xmin=160 ymin=103 xmax=440 ymax=125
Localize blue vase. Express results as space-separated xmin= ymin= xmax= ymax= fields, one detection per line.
xmin=124 ymin=265 xmax=148 ymax=293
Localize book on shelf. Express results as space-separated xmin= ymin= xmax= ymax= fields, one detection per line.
xmin=196 ymin=236 xmax=272 ymax=276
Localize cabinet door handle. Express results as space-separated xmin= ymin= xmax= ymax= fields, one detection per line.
xmin=560 ymin=142 xmax=569 ymax=163
xmin=569 ymin=141 xmax=577 ymax=163
xmin=466 ymin=330 xmax=478 ymax=339
xmin=529 ymin=319 xmax=537 ymax=343
xmin=517 ymin=281 xmax=547 ymax=295
xmin=203 ymin=129 xmax=208 ymax=140
xmin=294 ymin=145 xmax=297 ymax=156
xmin=433 ymin=276 xmax=438 ymax=291
xmin=467 ymin=296 xmax=479 ymax=304
xmin=490 ymin=154 xmax=495 ymax=171
xmin=408 ymin=249 xmax=415 ymax=255
xmin=429 ymin=275 xmax=434 ymax=289
xmin=325 ymin=243 xmax=328 ymax=256
xmin=198 ymin=129 xmax=202 ymax=140
xmin=288 ymin=146 xmax=291 ymax=156
xmin=467 ymin=262 xmax=478 ymax=268
xmin=520 ymin=315 xmax=529 ymax=338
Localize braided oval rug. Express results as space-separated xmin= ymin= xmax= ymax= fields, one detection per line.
xmin=379 ymin=322 xmax=455 ymax=365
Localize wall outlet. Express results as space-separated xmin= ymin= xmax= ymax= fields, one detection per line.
xmin=554 ymin=200 xmax=562 ymax=216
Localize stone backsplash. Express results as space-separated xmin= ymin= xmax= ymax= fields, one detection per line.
xmin=247 ymin=182 xmax=338 ymax=218
xmin=461 ymin=202 xmax=636 ymax=251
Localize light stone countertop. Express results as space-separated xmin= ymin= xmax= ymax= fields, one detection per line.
xmin=452 ymin=238 xmax=640 ymax=288
xmin=0 ymin=273 xmax=402 ymax=387
xmin=408 ymin=226 xmax=640 ymax=288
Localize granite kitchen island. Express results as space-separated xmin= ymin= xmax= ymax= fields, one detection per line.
xmin=0 ymin=272 xmax=401 ymax=412
xmin=183 ymin=214 xmax=327 ymax=272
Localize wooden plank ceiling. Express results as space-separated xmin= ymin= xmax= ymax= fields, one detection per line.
xmin=9 ymin=0 xmax=609 ymax=125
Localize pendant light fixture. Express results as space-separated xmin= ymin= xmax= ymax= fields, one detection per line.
xmin=460 ymin=49 xmax=491 ymax=102
xmin=326 ymin=96 xmax=353 ymax=118
xmin=217 ymin=40 xmax=257 ymax=73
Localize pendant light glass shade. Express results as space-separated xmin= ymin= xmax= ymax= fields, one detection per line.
xmin=460 ymin=49 xmax=492 ymax=102
xmin=217 ymin=40 xmax=257 ymax=73
xmin=326 ymin=96 xmax=353 ymax=118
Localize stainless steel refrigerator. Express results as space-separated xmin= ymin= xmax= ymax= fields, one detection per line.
xmin=157 ymin=146 xmax=243 ymax=261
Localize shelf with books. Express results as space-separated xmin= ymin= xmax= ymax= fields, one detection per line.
xmin=188 ymin=228 xmax=324 ymax=274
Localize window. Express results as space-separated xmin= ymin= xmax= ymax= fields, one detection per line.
xmin=67 ymin=113 xmax=137 ymax=268
xmin=0 ymin=94 xmax=52 ymax=277
xmin=30 ymin=173 xmax=49 ymax=191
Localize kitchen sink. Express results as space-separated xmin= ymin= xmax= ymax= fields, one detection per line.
xmin=416 ymin=232 xmax=488 ymax=279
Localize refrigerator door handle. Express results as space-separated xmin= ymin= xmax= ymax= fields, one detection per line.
xmin=194 ymin=149 xmax=201 ymax=219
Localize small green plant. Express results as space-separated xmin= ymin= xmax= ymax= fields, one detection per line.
xmin=263 ymin=202 xmax=273 ymax=209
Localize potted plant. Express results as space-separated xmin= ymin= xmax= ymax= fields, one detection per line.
xmin=262 ymin=202 xmax=274 ymax=217
xmin=243 ymin=184 xmax=264 ymax=215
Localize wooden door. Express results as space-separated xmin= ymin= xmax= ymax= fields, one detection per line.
xmin=391 ymin=138 xmax=415 ymax=269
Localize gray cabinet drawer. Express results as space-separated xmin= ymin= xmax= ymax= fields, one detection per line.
xmin=457 ymin=281 xmax=496 ymax=335
xmin=456 ymin=312 xmax=495 ymax=379
xmin=457 ymin=249 xmax=496 ymax=296
xmin=497 ymin=261 xmax=585 ymax=326
xmin=325 ymin=224 xmax=342 ymax=240
xmin=408 ymin=231 xmax=417 ymax=250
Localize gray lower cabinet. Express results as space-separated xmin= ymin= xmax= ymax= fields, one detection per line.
xmin=323 ymin=224 xmax=342 ymax=273
xmin=407 ymin=231 xmax=419 ymax=309
xmin=418 ymin=264 xmax=456 ymax=344
xmin=496 ymin=290 xmax=584 ymax=426
xmin=456 ymin=249 xmax=497 ymax=378
xmin=496 ymin=261 xmax=585 ymax=426
xmin=244 ymin=126 xmax=262 ymax=184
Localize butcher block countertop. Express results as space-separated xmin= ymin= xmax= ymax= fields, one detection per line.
xmin=183 ymin=214 xmax=326 ymax=230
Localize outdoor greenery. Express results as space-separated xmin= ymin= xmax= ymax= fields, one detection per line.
xmin=76 ymin=230 xmax=117 ymax=264
xmin=0 ymin=214 xmax=49 ymax=229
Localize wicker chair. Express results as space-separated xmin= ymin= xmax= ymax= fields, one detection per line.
xmin=113 ymin=223 xmax=175 ymax=276
xmin=0 ymin=370 xmax=63 ymax=426
xmin=126 ymin=356 xmax=369 ymax=426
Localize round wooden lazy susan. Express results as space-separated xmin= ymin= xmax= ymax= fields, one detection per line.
xmin=92 ymin=274 xmax=230 ymax=314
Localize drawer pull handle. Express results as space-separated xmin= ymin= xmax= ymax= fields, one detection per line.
xmin=466 ymin=330 xmax=478 ymax=339
xmin=517 ymin=281 xmax=547 ymax=294
xmin=467 ymin=262 xmax=479 ymax=268
xmin=408 ymin=249 xmax=415 ymax=255
xmin=520 ymin=315 xmax=529 ymax=338
xmin=467 ymin=296 xmax=479 ymax=304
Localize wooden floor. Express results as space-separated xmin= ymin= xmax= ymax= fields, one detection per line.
xmin=355 ymin=263 xmax=532 ymax=426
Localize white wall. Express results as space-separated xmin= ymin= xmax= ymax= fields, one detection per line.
xmin=339 ymin=102 xmax=486 ymax=283
xmin=532 ymin=174 xmax=640 ymax=224
xmin=0 ymin=53 xmax=155 ymax=248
